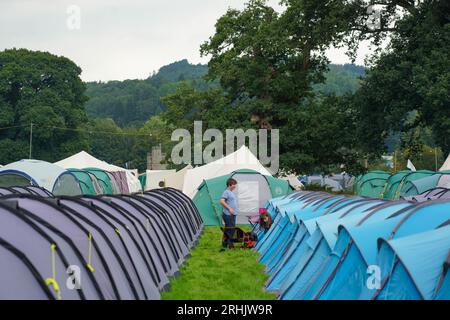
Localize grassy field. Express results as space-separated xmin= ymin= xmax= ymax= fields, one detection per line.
xmin=162 ymin=226 xmax=276 ymax=300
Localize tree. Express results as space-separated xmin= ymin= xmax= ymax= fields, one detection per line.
xmin=0 ymin=48 xmax=89 ymax=163
xmin=199 ymin=0 xmax=366 ymax=173
xmin=281 ymin=95 xmax=363 ymax=173
xmin=354 ymin=0 xmax=450 ymax=155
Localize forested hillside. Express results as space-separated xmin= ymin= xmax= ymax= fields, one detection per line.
xmin=85 ymin=59 xmax=365 ymax=127
xmin=85 ymin=60 xmax=211 ymax=126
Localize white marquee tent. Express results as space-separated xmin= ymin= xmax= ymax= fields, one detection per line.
xmin=182 ymin=145 xmax=272 ymax=198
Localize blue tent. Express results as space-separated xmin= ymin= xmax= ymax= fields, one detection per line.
xmin=376 ymin=225 xmax=450 ymax=300
xmin=265 ymin=196 xmax=369 ymax=295
xmin=316 ymin=200 xmax=450 ymax=299
xmin=256 ymin=191 xmax=450 ymax=300
xmin=435 ymin=255 xmax=450 ymax=300
xmin=281 ymin=199 xmax=387 ymax=300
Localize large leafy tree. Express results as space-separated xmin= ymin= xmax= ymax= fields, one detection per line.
xmin=0 ymin=49 xmax=89 ymax=163
xmin=355 ymin=0 xmax=450 ymax=155
xmin=198 ymin=0 xmax=363 ymax=173
xmin=200 ymin=0 xmax=354 ymax=126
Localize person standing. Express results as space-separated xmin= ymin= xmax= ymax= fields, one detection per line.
xmin=220 ymin=178 xmax=238 ymax=248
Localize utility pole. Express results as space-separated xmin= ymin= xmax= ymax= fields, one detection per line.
xmin=435 ymin=147 xmax=438 ymax=171
xmin=29 ymin=122 xmax=33 ymax=159
xmin=394 ymin=151 xmax=397 ymax=172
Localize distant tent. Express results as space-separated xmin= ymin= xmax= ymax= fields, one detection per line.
xmin=303 ymin=175 xmax=344 ymax=192
xmin=109 ymin=171 xmax=130 ymax=194
xmin=393 ymin=170 xmax=435 ymax=199
xmin=183 ymin=146 xmax=272 ymax=198
xmin=55 ymin=151 xmax=141 ymax=193
xmin=404 ymin=187 xmax=450 ymax=202
xmin=400 ymin=172 xmax=450 ymax=198
xmin=67 ymin=169 xmax=104 ymax=195
xmin=145 ymin=170 xmax=176 ymax=190
xmin=279 ymin=174 xmax=304 ymax=190
xmin=329 ymin=173 xmax=354 ymax=190
xmin=84 ymin=168 xmax=117 ymax=194
xmin=354 ymin=171 xmax=390 ymax=198
xmin=381 ymin=171 xmax=410 ymax=199
xmin=193 ymin=169 xmax=292 ymax=225
xmin=440 ymin=154 xmax=450 ymax=171
xmin=0 ymin=160 xmax=82 ymax=196
xmin=165 ymin=164 xmax=193 ymax=190
xmin=138 ymin=174 xmax=146 ymax=192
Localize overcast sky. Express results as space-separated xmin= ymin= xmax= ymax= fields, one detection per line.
xmin=0 ymin=0 xmax=370 ymax=82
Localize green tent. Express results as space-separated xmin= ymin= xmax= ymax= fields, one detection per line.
xmin=193 ymin=169 xmax=292 ymax=226
xmin=400 ymin=171 xmax=450 ymax=198
xmin=394 ymin=170 xmax=436 ymax=199
xmin=354 ymin=171 xmax=390 ymax=198
xmin=84 ymin=168 xmax=114 ymax=195
xmin=67 ymin=169 xmax=103 ymax=195
xmin=138 ymin=174 xmax=147 ymax=192
xmin=381 ymin=171 xmax=410 ymax=199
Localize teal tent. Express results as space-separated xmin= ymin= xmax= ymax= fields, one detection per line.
xmin=193 ymin=169 xmax=292 ymax=226
xmin=354 ymin=171 xmax=390 ymax=198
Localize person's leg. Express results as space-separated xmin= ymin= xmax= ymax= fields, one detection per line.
xmin=222 ymin=214 xmax=232 ymax=248
xmin=228 ymin=214 xmax=237 ymax=248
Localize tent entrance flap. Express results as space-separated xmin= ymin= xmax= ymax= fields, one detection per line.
xmin=233 ymin=173 xmax=273 ymax=225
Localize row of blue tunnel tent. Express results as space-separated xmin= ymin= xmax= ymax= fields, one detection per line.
xmin=255 ymin=191 xmax=449 ymax=300
xmin=354 ymin=170 xmax=450 ymax=200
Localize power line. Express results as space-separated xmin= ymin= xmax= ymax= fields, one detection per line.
xmin=0 ymin=124 xmax=153 ymax=137
xmin=0 ymin=124 xmax=30 ymax=131
xmin=43 ymin=125 xmax=153 ymax=137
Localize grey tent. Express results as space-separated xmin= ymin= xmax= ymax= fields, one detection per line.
xmin=0 ymin=187 xmax=203 ymax=300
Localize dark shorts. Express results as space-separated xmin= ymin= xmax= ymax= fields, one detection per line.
xmin=222 ymin=214 xmax=237 ymax=248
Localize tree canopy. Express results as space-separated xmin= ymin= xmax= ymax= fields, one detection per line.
xmin=0 ymin=48 xmax=89 ymax=164
xmin=354 ymin=0 xmax=450 ymax=156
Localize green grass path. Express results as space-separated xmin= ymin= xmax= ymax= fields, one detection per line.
xmin=162 ymin=227 xmax=276 ymax=300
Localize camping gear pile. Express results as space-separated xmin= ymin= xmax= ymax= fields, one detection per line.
xmin=255 ymin=191 xmax=450 ymax=300
xmin=354 ymin=170 xmax=450 ymax=200
xmin=0 ymin=187 xmax=203 ymax=300
xmin=220 ymin=227 xmax=258 ymax=249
